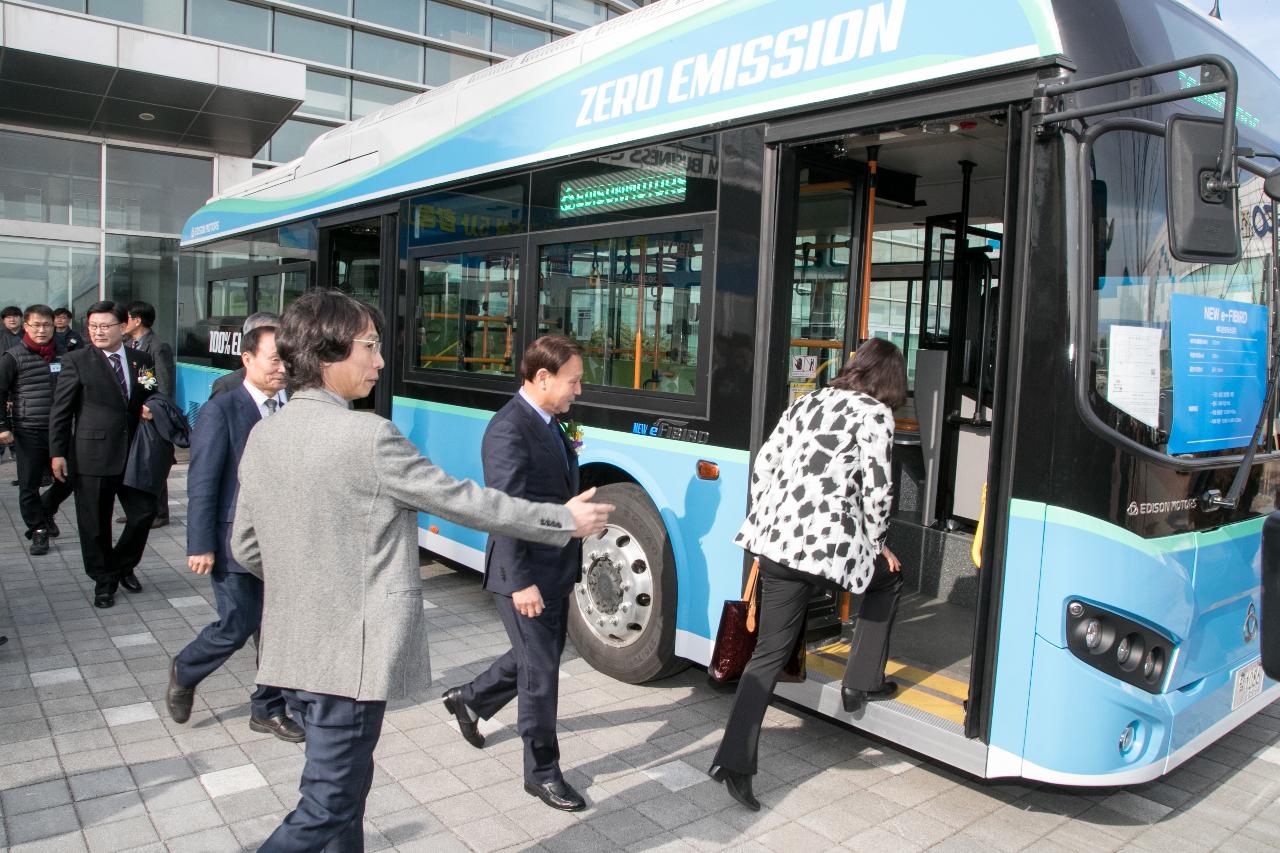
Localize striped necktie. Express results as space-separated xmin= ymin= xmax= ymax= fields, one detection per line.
xmin=108 ymin=353 xmax=128 ymax=399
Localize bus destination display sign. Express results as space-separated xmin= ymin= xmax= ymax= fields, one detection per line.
xmin=558 ymin=169 xmax=687 ymax=217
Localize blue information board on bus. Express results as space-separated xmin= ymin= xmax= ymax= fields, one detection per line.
xmin=1168 ymin=293 xmax=1268 ymax=454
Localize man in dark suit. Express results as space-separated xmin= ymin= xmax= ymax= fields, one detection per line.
xmin=444 ymin=334 xmax=589 ymax=812
xmin=49 ymin=300 xmax=158 ymax=609
xmin=209 ymin=312 xmax=281 ymax=400
xmin=52 ymin=308 xmax=84 ymax=353
xmin=166 ymin=325 xmax=302 ymax=742
xmin=125 ymin=301 xmax=176 ymax=527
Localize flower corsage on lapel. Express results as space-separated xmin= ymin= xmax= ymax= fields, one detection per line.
xmin=137 ymin=367 xmax=157 ymax=391
xmin=559 ymin=419 xmax=584 ymax=455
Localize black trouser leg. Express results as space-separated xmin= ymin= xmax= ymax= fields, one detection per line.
xmin=113 ymin=485 xmax=158 ymax=577
xmin=711 ymin=556 xmax=814 ymax=776
xmin=13 ymin=430 xmax=49 ymax=535
xmin=73 ymin=474 xmax=116 ymax=589
xmin=842 ymin=554 xmax=904 ymax=693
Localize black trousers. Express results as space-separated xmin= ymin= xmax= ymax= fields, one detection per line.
xmin=712 ymin=553 xmax=904 ymax=776
xmin=260 ymin=690 xmax=385 ymax=853
xmin=72 ymin=472 xmax=157 ymax=592
xmin=173 ymin=570 xmax=284 ymax=719
xmin=463 ymin=593 xmax=569 ymax=784
xmin=13 ymin=429 xmax=72 ymax=536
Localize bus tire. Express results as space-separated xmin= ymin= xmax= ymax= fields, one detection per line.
xmin=568 ymin=482 xmax=688 ymax=684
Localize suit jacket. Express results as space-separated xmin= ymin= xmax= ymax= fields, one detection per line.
xmin=230 ymin=387 xmax=577 ymax=702
xmin=48 ymin=346 xmax=155 ymax=477
xmin=482 ymin=394 xmax=582 ymax=599
xmin=188 ymin=384 xmax=261 ymax=575
xmin=209 ymin=367 xmax=246 ymax=400
xmin=131 ymin=330 xmax=175 ymax=400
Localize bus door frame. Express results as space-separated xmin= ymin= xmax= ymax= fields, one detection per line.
xmin=316 ymin=203 xmax=399 ymax=418
xmin=756 ymin=68 xmax=1050 ymax=750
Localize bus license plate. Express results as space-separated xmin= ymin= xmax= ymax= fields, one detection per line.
xmin=1232 ymin=659 xmax=1264 ymax=710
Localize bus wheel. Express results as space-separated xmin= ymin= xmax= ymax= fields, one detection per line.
xmin=568 ymin=482 xmax=688 ymax=683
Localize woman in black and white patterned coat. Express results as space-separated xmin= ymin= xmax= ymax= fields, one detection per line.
xmin=709 ymin=337 xmax=908 ymax=811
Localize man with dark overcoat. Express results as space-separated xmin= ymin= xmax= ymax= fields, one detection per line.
xmin=443 ymin=334 xmax=590 ymax=812
xmin=49 ymin=300 xmax=158 ymax=608
xmin=165 ymin=324 xmax=302 ymax=743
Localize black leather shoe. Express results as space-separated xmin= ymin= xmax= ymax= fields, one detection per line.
xmin=151 ymin=516 xmax=169 ymax=529
xmin=442 ymin=687 xmax=484 ymax=748
xmin=709 ymin=765 xmax=760 ymax=811
xmin=250 ymin=714 xmax=305 ymax=743
xmin=119 ymin=574 xmax=142 ymax=593
xmin=29 ymin=529 xmax=49 ymax=556
xmin=94 ymin=592 xmax=114 ymax=609
xmin=524 ymin=779 xmax=586 ymax=812
xmin=842 ymin=680 xmax=898 ymax=713
xmin=45 ymin=519 xmax=59 ymax=537
xmin=165 ymin=658 xmax=194 ymax=723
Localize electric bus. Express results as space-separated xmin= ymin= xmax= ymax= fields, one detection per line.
xmin=175 ymin=0 xmax=1280 ymax=785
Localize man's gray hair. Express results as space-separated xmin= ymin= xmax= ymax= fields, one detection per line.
xmin=242 ymin=312 xmax=282 ymax=334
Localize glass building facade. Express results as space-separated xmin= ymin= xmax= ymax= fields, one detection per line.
xmin=3 ymin=0 xmax=638 ymax=342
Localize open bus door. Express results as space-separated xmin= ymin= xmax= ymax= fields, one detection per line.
xmin=756 ymin=103 xmax=1023 ymax=775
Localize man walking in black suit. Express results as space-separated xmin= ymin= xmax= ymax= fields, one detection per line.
xmin=49 ymin=300 xmax=158 ymax=608
xmin=444 ymin=334 xmax=589 ymax=812
xmin=125 ymin=301 xmax=176 ymax=527
xmin=166 ymin=325 xmax=302 ymax=742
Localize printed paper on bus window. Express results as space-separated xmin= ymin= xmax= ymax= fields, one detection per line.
xmin=1107 ymin=325 xmax=1162 ymax=428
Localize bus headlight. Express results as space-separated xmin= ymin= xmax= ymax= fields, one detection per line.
xmin=1066 ymin=601 xmax=1173 ymax=694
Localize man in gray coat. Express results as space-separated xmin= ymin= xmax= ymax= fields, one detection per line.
xmin=231 ymin=291 xmax=612 ymax=852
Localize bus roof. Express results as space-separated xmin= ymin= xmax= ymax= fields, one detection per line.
xmin=182 ymin=0 xmax=1068 ymax=246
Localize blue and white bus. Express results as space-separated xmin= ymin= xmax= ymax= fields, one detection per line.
xmin=176 ymin=0 xmax=1280 ymax=785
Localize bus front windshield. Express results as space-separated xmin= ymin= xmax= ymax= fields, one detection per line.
xmin=1087 ymin=126 xmax=1275 ymax=458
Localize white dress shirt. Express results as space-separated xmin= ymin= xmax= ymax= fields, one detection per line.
xmin=243 ymin=380 xmax=288 ymax=420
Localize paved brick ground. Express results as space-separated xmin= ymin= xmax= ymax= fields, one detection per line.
xmin=2 ymin=456 xmax=1280 ymax=851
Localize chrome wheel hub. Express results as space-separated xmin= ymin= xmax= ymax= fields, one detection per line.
xmin=575 ymin=523 xmax=654 ymax=648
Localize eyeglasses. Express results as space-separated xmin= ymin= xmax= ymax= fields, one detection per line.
xmin=353 ymin=338 xmax=381 ymax=352
xmin=24 ymin=322 xmax=53 ymax=330
xmin=87 ymin=322 xmax=122 ymax=332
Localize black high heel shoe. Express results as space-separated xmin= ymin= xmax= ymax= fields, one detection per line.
xmin=709 ymin=765 xmax=760 ymax=811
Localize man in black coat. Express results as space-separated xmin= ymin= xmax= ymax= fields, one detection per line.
xmin=443 ymin=334 xmax=589 ymax=812
xmin=52 ymin=308 xmax=84 ymax=353
xmin=49 ymin=300 xmax=158 ymax=609
xmin=0 ymin=304 xmax=73 ymax=555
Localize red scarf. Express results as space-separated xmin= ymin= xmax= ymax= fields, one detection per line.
xmin=22 ymin=332 xmax=55 ymax=364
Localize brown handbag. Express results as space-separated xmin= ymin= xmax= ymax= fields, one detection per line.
xmin=708 ymin=559 xmax=807 ymax=684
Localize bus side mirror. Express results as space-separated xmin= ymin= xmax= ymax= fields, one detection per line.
xmin=1265 ymin=167 xmax=1280 ymax=201
xmin=1166 ymin=114 xmax=1242 ymax=264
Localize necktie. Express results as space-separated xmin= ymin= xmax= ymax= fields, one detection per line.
xmin=263 ymin=398 xmax=278 ymax=416
xmin=549 ymin=417 xmax=570 ymax=468
xmin=108 ymin=353 xmax=128 ymax=399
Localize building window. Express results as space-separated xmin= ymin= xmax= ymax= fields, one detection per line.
xmin=424 ymin=47 xmax=488 ymax=86
xmin=188 ymin=0 xmax=270 ymax=51
xmin=269 ymin=120 xmax=330 ymax=162
xmin=291 ymin=0 xmax=350 ymax=13
xmin=274 ymin=12 xmax=351 ymax=67
xmin=105 ymin=235 xmax=180 ymax=342
xmin=88 ymin=0 xmax=184 ymax=32
xmin=35 ymin=0 xmax=85 ymax=10
xmin=303 ymin=70 xmax=351 ymax=120
xmin=105 ymin=148 xmax=213 ymax=234
xmin=553 ymin=0 xmax=605 ymax=29
xmin=426 ymin=1 xmax=489 ymax=51
xmin=0 ymin=131 xmax=101 ymax=228
xmin=491 ymin=18 xmax=549 ymax=57
xmin=0 ymin=237 xmax=100 ymax=318
xmin=538 ymin=230 xmax=703 ymax=396
xmin=353 ymin=31 xmax=422 ymax=82
xmin=354 ymin=0 xmax=422 ymax=32
xmin=351 ymin=80 xmax=416 ymax=118
xmin=494 ymin=0 xmax=550 ymax=20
